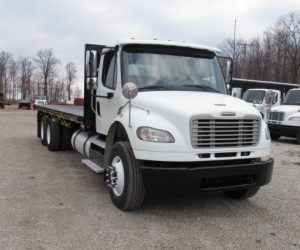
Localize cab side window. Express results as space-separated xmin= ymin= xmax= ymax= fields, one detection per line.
xmin=102 ymin=52 xmax=117 ymax=89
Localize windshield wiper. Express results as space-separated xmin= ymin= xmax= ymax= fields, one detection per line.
xmin=138 ymin=85 xmax=173 ymax=91
xmin=181 ymin=84 xmax=220 ymax=93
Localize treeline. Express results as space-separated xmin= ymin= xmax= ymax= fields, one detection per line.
xmin=220 ymin=12 xmax=300 ymax=85
xmin=0 ymin=48 xmax=80 ymax=102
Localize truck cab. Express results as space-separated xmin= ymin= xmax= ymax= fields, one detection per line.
xmin=84 ymin=40 xmax=273 ymax=209
xmin=37 ymin=39 xmax=274 ymax=210
xmin=268 ymin=88 xmax=300 ymax=143
xmin=242 ymin=88 xmax=281 ymax=120
xmin=34 ymin=95 xmax=47 ymax=107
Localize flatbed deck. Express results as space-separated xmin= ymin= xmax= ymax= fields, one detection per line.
xmin=36 ymin=105 xmax=84 ymax=124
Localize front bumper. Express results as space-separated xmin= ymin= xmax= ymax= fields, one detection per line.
xmin=140 ymin=158 xmax=274 ymax=194
xmin=268 ymin=123 xmax=298 ymax=138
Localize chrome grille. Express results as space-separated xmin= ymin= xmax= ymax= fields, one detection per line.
xmin=269 ymin=111 xmax=284 ymax=121
xmin=191 ymin=119 xmax=260 ymax=148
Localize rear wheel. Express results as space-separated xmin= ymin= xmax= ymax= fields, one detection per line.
xmin=107 ymin=141 xmax=145 ymax=210
xmin=40 ymin=116 xmax=48 ymax=146
xmin=270 ymin=133 xmax=280 ymax=140
xmin=46 ymin=119 xmax=61 ymax=151
xmin=37 ymin=114 xmax=41 ymax=138
xmin=223 ymin=186 xmax=260 ymax=199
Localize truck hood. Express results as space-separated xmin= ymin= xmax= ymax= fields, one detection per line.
xmin=271 ymin=105 xmax=300 ymax=113
xmin=133 ymin=91 xmax=260 ymax=118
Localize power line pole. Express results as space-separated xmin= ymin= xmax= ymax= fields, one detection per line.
xmin=236 ymin=42 xmax=253 ymax=77
xmin=233 ymin=19 xmax=237 ymax=63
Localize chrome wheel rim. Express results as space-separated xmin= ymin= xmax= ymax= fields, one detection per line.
xmin=111 ymin=156 xmax=125 ymax=197
xmin=47 ymin=124 xmax=51 ymax=145
xmin=41 ymin=121 xmax=44 ymax=139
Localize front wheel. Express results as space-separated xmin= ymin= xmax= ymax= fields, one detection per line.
xmin=223 ymin=186 xmax=260 ymax=199
xmin=296 ymin=130 xmax=300 ymax=144
xmin=106 ymin=142 xmax=145 ymax=210
xmin=270 ymin=133 xmax=280 ymax=140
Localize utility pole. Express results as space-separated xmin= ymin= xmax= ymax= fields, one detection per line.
xmin=236 ymin=42 xmax=253 ymax=77
xmin=233 ymin=19 xmax=237 ymax=64
xmin=237 ymin=42 xmax=253 ymax=59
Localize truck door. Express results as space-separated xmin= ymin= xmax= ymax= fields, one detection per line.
xmin=96 ymin=49 xmax=119 ymax=134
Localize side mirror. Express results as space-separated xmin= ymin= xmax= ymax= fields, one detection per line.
xmin=224 ymin=60 xmax=232 ymax=84
xmin=85 ymin=50 xmax=98 ymax=77
xmin=122 ymin=82 xmax=138 ymax=100
xmin=265 ymin=90 xmax=275 ymax=106
xmin=218 ymin=56 xmax=233 ymax=85
xmin=85 ymin=50 xmax=99 ymax=90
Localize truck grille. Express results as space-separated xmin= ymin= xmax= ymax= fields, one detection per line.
xmin=191 ymin=119 xmax=260 ymax=148
xmin=269 ymin=111 xmax=284 ymax=121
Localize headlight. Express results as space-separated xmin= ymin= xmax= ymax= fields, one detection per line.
xmin=137 ymin=127 xmax=175 ymax=143
xmin=288 ymin=116 xmax=300 ymax=121
xmin=265 ymin=127 xmax=270 ymax=140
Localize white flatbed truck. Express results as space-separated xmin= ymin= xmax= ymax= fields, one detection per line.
xmin=36 ymin=39 xmax=274 ymax=210
xmin=242 ymin=88 xmax=281 ymax=121
xmin=268 ymin=88 xmax=300 ymax=143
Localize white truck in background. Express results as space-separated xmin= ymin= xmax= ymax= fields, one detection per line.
xmin=268 ymin=88 xmax=300 ymax=144
xmin=242 ymin=88 xmax=281 ymax=120
xmin=34 ymin=95 xmax=47 ymax=108
xmin=35 ymin=39 xmax=274 ymax=210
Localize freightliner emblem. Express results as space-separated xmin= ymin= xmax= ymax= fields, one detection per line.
xmin=221 ymin=112 xmax=236 ymax=116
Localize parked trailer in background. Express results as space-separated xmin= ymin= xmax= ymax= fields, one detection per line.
xmin=231 ymin=78 xmax=298 ymax=97
xmin=35 ymin=39 xmax=274 ymax=210
xmin=18 ymin=100 xmax=31 ymax=109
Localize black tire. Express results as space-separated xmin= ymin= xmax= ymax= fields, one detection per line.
xmin=296 ymin=130 xmax=300 ymax=145
xmin=37 ymin=114 xmax=42 ymax=138
xmin=270 ymin=133 xmax=280 ymax=140
xmin=47 ymin=119 xmax=61 ymax=151
xmin=107 ymin=141 xmax=145 ymax=210
xmin=40 ymin=116 xmax=48 ymax=146
xmin=223 ymin=186 xmax=260 ymax=200
xmin=61 ymin=126 xmax=73 ymax=151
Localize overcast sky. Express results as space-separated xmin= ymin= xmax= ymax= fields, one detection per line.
xmin=0 ymin=0 xmax=299 ymax=91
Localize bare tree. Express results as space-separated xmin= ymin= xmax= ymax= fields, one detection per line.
xmin=219 ymin=12 xmax=300 ymax=85
xmin=73 ymin=86 xmax=81 ymax=99
xmin=0 ymin=51 xmax=12 ymax=99
xmin=34 ymin=49 xmax=60 ymax=100
xmin=19 ymin=57 xmax=34 ymax=100
xmin=274 ymin=13 xmax=300 ymax=82
xmin=219 ymin=38 xmax=247 ymax=78
xmin=8 ymin=58 xmax=18 ymax=100
xmin=65 ymin=62 xmax=77 ymax=101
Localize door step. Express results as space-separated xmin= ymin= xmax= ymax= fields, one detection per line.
xmin=81 ymin=159 xmax=105 ymax=174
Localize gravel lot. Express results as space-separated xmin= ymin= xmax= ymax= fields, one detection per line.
xmin=0 ymin=108 xmax=299 ymax=250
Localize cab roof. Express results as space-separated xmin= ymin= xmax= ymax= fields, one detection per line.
xmin=113 ymin=39 xmax=221 ymax=54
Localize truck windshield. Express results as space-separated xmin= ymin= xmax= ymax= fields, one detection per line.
xmin=35 ymin=96 xmax=46 ymax=100
xmin=243 ymin=90 xmax=265 ymax=104
xmin=121 ymin=45 xmax=227 ymax=94
xmin=282 ymin=90 xmax=300 ymax=105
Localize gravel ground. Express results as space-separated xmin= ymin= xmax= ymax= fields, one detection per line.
xmin=0 ymin=108 xmax=299 ymax=250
